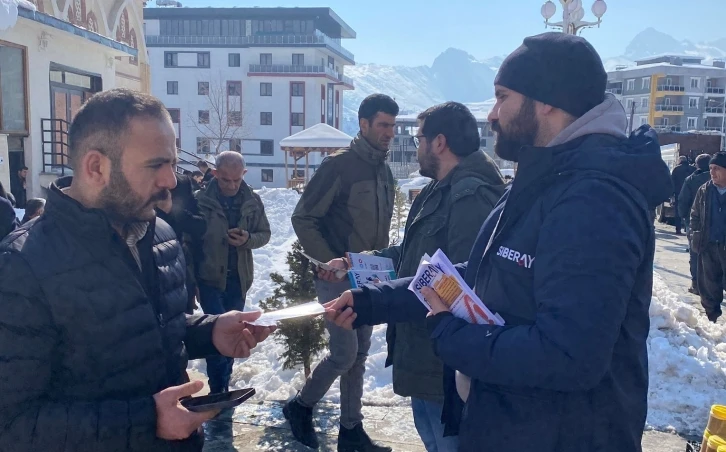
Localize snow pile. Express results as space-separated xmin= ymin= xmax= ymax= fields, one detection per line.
xmin=188 ymin=188 xmax=405 ymax=406
xmin=0 ymin=0 xmax=35 ymax=31
xmin=647 ymin=272 xmax=726 ymax=433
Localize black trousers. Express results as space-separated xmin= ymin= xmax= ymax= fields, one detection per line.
xmin=697 ymin=242 xmax=726 ymax=320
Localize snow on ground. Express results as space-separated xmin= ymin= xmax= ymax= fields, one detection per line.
xmin=188 ymin=188 xmax=405 ymax=407
xmin=189 ymin=186 xmax=726 ymax=433
xmin=647 ymin=272 xmax=726 ymax=433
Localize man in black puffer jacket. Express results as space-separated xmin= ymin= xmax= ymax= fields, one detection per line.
xmin=0 ymin=89 xmax=273 ymax=452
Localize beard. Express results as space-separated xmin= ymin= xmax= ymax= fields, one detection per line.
xmin=417 ymin=146 xmax=440 ymax=179
xmin=493 ymin=98 xmax=539 ymax=163
xmin=98 ymin=163 xmax=170 ymax=224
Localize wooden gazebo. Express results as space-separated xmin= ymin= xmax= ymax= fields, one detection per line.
xmin=279 ymin=123 xmax=353 ymax=191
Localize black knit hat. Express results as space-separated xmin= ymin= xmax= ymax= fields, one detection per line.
xmin=494 ymin=32 xmax=607 ymax=117
xmin=710 ymin=152 xmax=726 ymax=170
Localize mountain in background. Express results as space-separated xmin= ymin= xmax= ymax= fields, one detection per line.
xmin=341 ymin=28 xmax=726 ymax=135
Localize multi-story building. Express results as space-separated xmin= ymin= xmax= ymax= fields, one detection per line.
xmin=1 ymin=0 xmax=149 ymax=198
xmin=143 ymin=7 xmax=356 ymax=188
xmin=607 ymin=55 xmax=726 ymax=141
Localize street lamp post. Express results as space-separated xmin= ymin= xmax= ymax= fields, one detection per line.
xmin=541 ymin=0 xmax=607 ymax=35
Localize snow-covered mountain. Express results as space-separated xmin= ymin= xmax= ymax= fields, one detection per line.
xmin=342 ymin=28 xmax=726 ymax=135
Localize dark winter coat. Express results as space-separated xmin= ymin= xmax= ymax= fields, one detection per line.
xmin=689 ymin=181 xmax=726 ymax=253
xmin=678 ymin=169 xmax=711 ymax=219
xmin=359 ymin=151 xmax=505 ymax=403
xmin=291 ymin=133 xmax=395 ymax=262
xmin=0 ymin=177 xmax=220 ymax=452
xmin=196 ymin=179 xmax=271 ymax=292
xmin=671 ymin=161 xmax=696 ymax=198
xmin=157 ymin=174 xmax=207 ymax=288
xmin=0 ymin=195 xmax=17 ymax=240
xmin=350 ymin=95 xmax=672 ymax=451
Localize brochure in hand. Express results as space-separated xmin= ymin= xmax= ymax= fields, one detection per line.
xmin=345 ymin=252 xmax=397 ymax=288
xmin=408 ymin=249 xmax=504 ymax=326
xmin=248 ymin=302 xmax=326 ymax=327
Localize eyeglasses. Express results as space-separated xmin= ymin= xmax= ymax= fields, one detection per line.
xmin=413 ymin=135 xmax=426 ymax=148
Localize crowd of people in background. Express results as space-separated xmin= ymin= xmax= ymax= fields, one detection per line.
xmin=0 ymin=30 xmax=723 ymax=452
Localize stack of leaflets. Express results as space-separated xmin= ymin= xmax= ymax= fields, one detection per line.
xmin=345 ymin=252 xmax=397 ymax=288
xmin=408 ymin=249 xmax=504 ymax=326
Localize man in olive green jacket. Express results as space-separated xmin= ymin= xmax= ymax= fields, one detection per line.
xmin=323 ymin=102 xmax=505 ymax=452
xmin=195 ymin=151 xmax=271 ymax=393
xmin=286 ymin=94 xmax=399 ymax=452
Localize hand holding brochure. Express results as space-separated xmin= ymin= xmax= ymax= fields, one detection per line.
xmin=345 ymin=252 xmax=397 ymax=289
xmin=408 ymin=249 xmax=504 ymax=326
xmin=248 ymin=302 xmax=326 ymax=327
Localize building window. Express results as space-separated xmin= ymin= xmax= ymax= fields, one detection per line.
xmin=642 ymin=77 xmax=651 ymax=90
xmin=167 ymin=108 xmax=180 ymax=123
xmin=640 ymin=116 xmax=648 ymax=126
xmin=197 ymin=137 xmax=210 ymax=154
xmin=198 ymin=82 xmax=209 ymax=95
xmin=260 ymin=53 xmax=272 ymax=65
xmin=228 ymin=111 xmax=242 ymax=126
xmin=260 ymin=140 xmax=274 ymax=156
xmin=260 ymin=112 xmax=272 ymax=125
xmin=164 ymin=52 xmax=178 ymax=67
xmin=229 ymin=138 xmax=241 ymax=152
xmin=260 ymin=83 xmax=272 ymax=96
xmin=291 ymin=82 xmax=304 ymax=97
xmin=688 ymin=117 xmax=697 ymax=129
xmin=167 ymin=81 xmax=179 ymax=95
xmin=691 ymin=77 xmax=701 ymax=89
xmin=626 ymin=98 xmax=634 ymax=110
xmin=641 ymin=98 xmax=649 ymax=108
xmin=292 ymin=53 xmax=304 ymax=66
xmin=198 ymin=110 xmax=209 ymax=124
xmin=291 ymin=112 xmax=304 ymax=126
xmin=0 ymin=44 xmax=28 ymax=133
xmin=261 ymin=169 xmax=274 ymax=182
xmin=689 ymin=97 xmax=699 ymax=109
xmin=227 ymin=81 xmax=242 ymax=96
xmin=626 ymin=79 xmax=635 ymax=91
xmin=228 ymin=53 xmax=240 ymax=67
xmin=197 ymin=52 xmax=210 ymax=68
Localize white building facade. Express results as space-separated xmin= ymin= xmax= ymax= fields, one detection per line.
xmin=143 ymin=7 xmax=356 ymax=188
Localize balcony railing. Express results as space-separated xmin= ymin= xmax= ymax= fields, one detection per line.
xmin=41 ymin=118 xmax=73 ymax=175
xmin=657 ymin=85 xmax=685 ymax=92
xmin=655 ymin=105 xmax=684 ymax=112
xmin=654 ymin=125 xmax=682 ymax=133
xmin=707 ymin=87 xmax=726 ymax=94
xmin=248 ymin=64 xmax=353 ymax=86
xmin=145 ymin=30 xmax=355 ymax=61
xmin=705 ymin=126 xmax=725 ymax=132
xmin=705 ymin=107 xmax=725 ymax=114
xmin=606 ymin=88 xmax=622 ymax=94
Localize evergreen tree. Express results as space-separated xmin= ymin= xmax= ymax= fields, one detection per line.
xmin=390 ymin=182 xmax=408 ymax=245
xmin=259 ymin=241 xmax=327 ymax=377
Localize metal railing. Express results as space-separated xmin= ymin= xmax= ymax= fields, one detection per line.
xmin=657 ymin=85 xmax=685 ymax=92
xmin=705 ymin=126 xmax=725 ymax=132
xmin=176 ymin=147 xmax=215 ymax=174
xmin=606 ymin=88 xmax=622 ymax=94
xmin=654 ymin=125 xmax=682 ymax=133
xmin=655 ymin=105 xmax=684 ymax=112
xmin=707 ymin=87 xmax=726 ymax=94
xmin=248 ymin=64 xmax=353 ymax=86
xmin=41 ymin=118 xmax=73 ymax=175
xmin=705 ymin=107 xmax=725 ymax=114
xmin=145 ymin=30 xmax=355 ymax=61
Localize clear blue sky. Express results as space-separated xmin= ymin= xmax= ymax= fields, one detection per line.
xmin=169 ymin=0 xmax=726 ymax=66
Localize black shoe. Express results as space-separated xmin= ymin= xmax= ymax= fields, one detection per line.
xmin=707 ymin=311 xmax=721 ymax=324
xmin=337 ymin=424 xmax=392 ymax=452
xmin=688 ymin=282 xmax=699 ymax=295
xmin=283 ymin=398 xmax=319 ymax=449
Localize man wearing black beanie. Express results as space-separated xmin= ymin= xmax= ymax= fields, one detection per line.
xmin=688 ymin=152 xmax=726 ymax=322
xmin=679 ymin=153 xmax=713 ymax=293
xmin=323 ymin=31 xmax=673 ymax=452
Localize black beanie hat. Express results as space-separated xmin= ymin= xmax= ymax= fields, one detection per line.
xmin=710 ymin=152 xmax=726 ymax=170
xmin=494 ymin=32 xmax=607 ymax=117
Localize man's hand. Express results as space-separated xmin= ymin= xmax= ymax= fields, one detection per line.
xmin=420 ymin=286 xmax=450 ymax=316
xmin=227 ymin=229 xmax=249 ymax=247
xmin=212 ymin=310 xmax=275 ymax=358
xmin=323 ymin=290 xmax=356 ymax=329
xmin=318 ymin=257 xmax=349 ymax=282
xmin=154 ymin=381 xmax=218 ymax=441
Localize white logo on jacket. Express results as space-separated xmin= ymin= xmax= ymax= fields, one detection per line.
xmin=496 ymin=246 xmax=535 ymax=269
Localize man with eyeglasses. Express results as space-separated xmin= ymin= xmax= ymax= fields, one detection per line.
xmin=287 ymin=94 xmax=399 ymax=451
xmin=319 ymin=101 xmax=505 ymax=452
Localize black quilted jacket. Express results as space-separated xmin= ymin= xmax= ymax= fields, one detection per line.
xmin=0 ymin=177 xmax=219 ymax=452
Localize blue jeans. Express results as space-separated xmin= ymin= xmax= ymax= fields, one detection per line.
xmin=198 ymin=274 xmax=245 ymax=394
xmin=411 ymin=398 xmax=459 ymax=452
